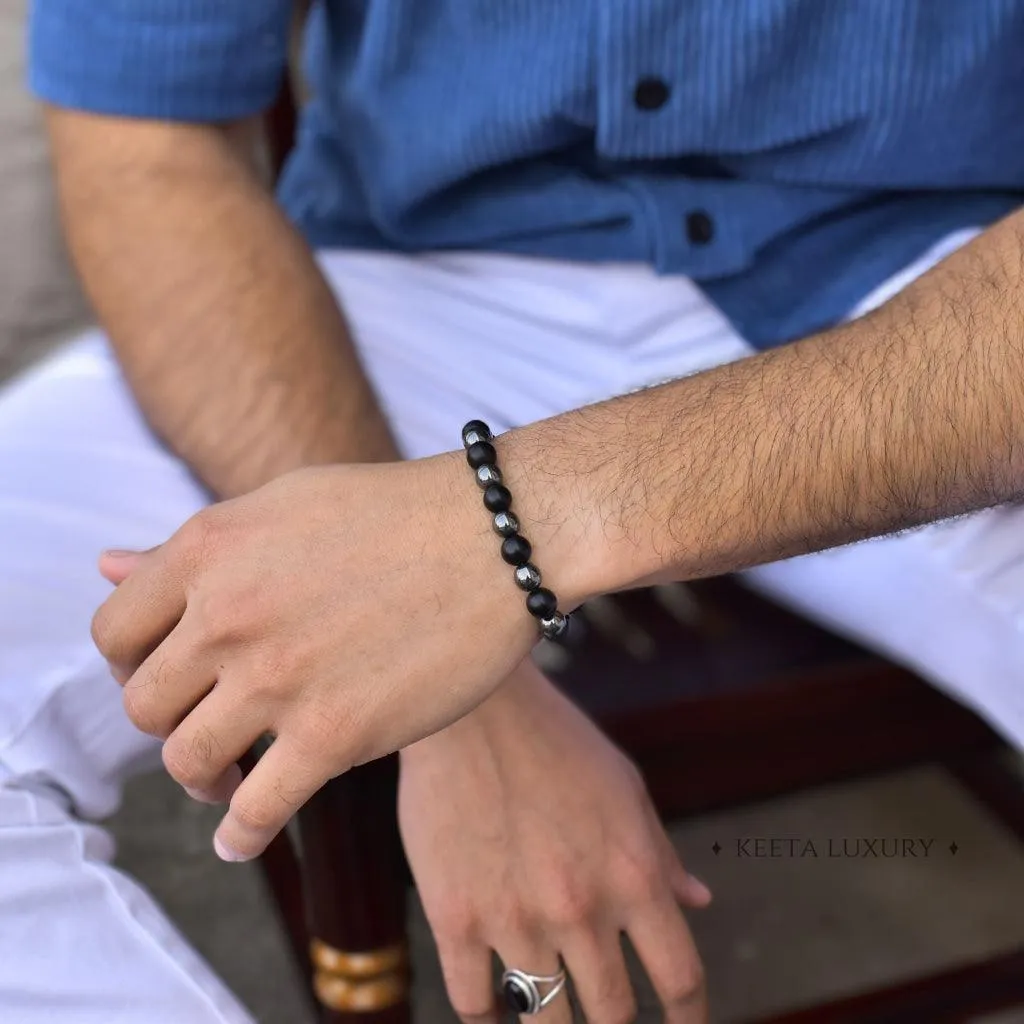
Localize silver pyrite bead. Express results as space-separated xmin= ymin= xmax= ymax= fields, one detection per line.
xmin=514 ymin=563 xmax=542 ymax=591
xmin=462 ymin=426 xmax=492 ymax=447
xmin=475 ymin=464 xmax=502 ymax=488
xmin=540 ymin=611 xmax=570 ymax=641
xmin=492 ymin=510 xmax=519 ymax=537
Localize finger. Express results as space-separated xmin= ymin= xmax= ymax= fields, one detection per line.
xmin=494 ymin=934 xmax=570 ymax=1023
xmin=434 ymin=936 xmax=498 ymax=1024
xmin=121 ymin=620 xmax=217 ymax=738
xmin=91 ymin=523 xmax=196 ymax=670
xmin=99 ymin=546 xmax=159 ymax=585
xmin=558 ymin=928 xmax=635 ymax=1024
xmin=658 ymin=832 xmax=712 ymax=909
xmin=162 ymin=684 xmax=267 ymax=801
xmin=672 ymin=868 xmax=712 ymax=909
xmin=627 ymin=901 xmax=707 ymax=1023
xmin=214 ymin=735 xmax=333 ymax=862
xmin=648 ymin=805 xmax=713 ymax=909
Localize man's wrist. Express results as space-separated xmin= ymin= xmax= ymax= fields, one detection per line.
xmin=495 ymin=415 xmax=659 ymax=609
xmin=400 ymin=657 xmax=545 ymax=766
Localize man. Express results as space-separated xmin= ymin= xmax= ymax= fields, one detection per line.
xmin=4 ymin=1 xmax=1024 ymax=1022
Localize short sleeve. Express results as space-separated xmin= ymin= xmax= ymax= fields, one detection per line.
xmin=29 ymin=0 xmax=294 ymax=122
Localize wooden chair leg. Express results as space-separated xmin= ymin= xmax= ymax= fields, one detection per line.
xmin=258 ymin=827 xmax=316 ymax=998
xmin=298 ymin=756 xmax=411 ymax=1024
xmin=243 ymin=750 xmax=316 ymax=1009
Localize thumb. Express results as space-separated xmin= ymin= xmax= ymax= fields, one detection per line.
xmin=98 ymin=546 xmax=158 ymax=585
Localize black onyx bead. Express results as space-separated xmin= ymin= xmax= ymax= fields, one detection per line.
xmin=461 ymin=419 xmax=492 ymax=448
xmin=526 ymin=587 xmax=558 ymax=619
xmin=466 ymin=440 xmax=497 ymax=470
xmin=500 ymin=534 xmax=532 ymax=566
xmin=503 ymin=978 xmax=532 ymax=1013
xmin=483 ymin=483 xmax=512 ymax=513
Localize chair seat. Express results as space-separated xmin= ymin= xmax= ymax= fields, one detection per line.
xmin=551 ymin=578 xmax=867 ymax=714
xmin=546 ymin=579 xmax=1000 ymax=819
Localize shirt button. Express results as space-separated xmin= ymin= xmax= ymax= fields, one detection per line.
xmin=633 ymin=77 xmax=670 ymax=111
xmin=686 ymin=210 xmax=715 ymax=245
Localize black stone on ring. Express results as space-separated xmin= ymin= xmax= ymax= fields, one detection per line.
xmin=503 ymin=974 xmax=534 ymax=1013
xmin=500 ymin=968 xmax=568 ymax=1015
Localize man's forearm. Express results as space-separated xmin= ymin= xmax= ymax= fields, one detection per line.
xmin=507 ymin=208 xmax=1024 ymax=604
xmin=46 ymin=109 xmax=397 ymax=499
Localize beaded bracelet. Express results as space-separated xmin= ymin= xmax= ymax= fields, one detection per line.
xmin=461 ymin=420 xmax=570 ymax=642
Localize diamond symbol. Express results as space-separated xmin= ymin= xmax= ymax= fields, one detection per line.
xmin=949 ymin=842 xmax=958 ymax=855
xmin=712 ymin=842 xmax=722 ymax=855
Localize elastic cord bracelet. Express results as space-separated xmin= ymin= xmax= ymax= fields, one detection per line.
xmin=461 ymin=420 xmax=571 ymax=642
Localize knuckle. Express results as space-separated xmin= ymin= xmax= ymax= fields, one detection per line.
xmin=431 ymin=907 xmax=478 ymax=947
xmin=90 ymin=607 xmax=119 ymax=660
xmin=488 ymin=891 xmax=529 ymax=936
xmin=161 ymin=732 xmax=215 ymax=788
xmin=543 ymin=876 xmax=597 ymax=929
xmin=663 ymin=958 xmax=706 ymax=1006
xmin=611 ymin=847 xmax=665 ymax=904
xmin=585 ymin=969 xmax=636 ymax=1022
xmin=189 ymin=582 xmax=267 ymax=651
xmin=290 ymin=698 xmax=366 ymax=771
xmin=294 ymin=705 xmax=349 ymax=760
xmin=229 ymin=796 xmax=280 ymax=837
xmin=180 ymin=509 xmax=225 ymax=562
xmin=267 ymin=770 xmax=308 ymax=817
xmin=227 ymin=575 xmax=267 ymax=625
xmin=188 ymin=585 xmax=239 ymax=642
xmin=248 ymin=642 xmax=299 ymax=694
xmin=121 ymin=684 xmax=163 ymax=737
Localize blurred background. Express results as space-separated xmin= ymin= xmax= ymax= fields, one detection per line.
xmin=2 ymin=0 xmax=1023 ymax=1019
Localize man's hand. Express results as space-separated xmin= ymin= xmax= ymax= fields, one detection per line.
xmin=400 ymin=660 xmax=710 ymax=1024
xmin=92 ymin=456 xmax=558 ymax=861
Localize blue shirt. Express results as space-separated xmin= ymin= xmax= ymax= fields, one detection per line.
xmin=29 ymin=1 xmax=1024 ymax=348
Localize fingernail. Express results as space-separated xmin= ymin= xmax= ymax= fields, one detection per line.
xmin=102 ymin=549 xmax=138 ymax=559
xmin=185 ymin=787 xmax=218 ymax=804
xmin=213 ymin=835 xmax=248 ymax=863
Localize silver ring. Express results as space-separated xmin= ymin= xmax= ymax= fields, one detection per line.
xmin=501 ymin=967 xmax=568 ymax=1014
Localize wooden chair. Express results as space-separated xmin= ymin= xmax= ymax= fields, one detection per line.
xmin=254 ymin=74 xmax=1024 ymax=1024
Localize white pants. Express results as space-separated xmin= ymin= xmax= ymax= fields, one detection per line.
xmin=2 ymin=241 xmax=1022 ymax=1022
